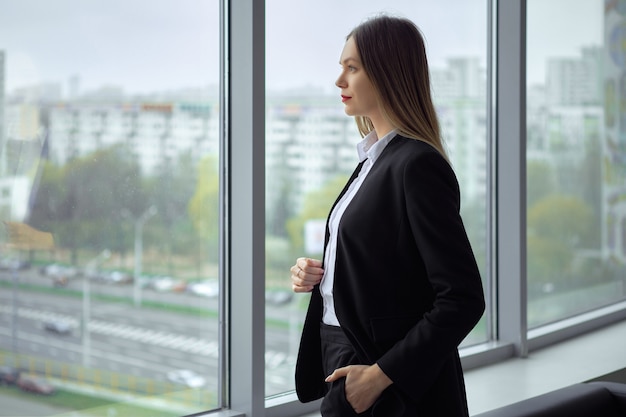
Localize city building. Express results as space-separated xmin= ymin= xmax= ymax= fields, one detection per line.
xmin=1 ymin=3 xmax=625 ymax=417
xmin=0 ymin=50 xmax=5 ymax=175
xmin=46 ymin=100 xmax=217 ymax=175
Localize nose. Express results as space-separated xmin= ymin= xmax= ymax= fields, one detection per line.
xmin=335 ymin=72 xmax=346 ymax=89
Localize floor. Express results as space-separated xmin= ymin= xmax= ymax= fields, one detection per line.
xmin=300 ymin=318 xmax=626 ymax=416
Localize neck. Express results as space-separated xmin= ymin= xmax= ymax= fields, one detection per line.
xmin=371 ymin=116 xmax=395 ymax=140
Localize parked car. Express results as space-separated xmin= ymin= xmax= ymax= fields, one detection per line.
xmin=151 ymin=276 xmax=185 ymax=292
xmin=0 ymin=366 xmax=20 ymax=385
xmin=101 ymin=270 xmax=133 ymax=285
xmin=16 ymin=374 xmax=55 ymax=395
xmin=40 ymin=264 xmax=79 ymax=283
xmin=43 ymin=319 xmax=72 ymax=335
xmin=0 ymin=258 xmax=31 ymax=271
xmin=187 ymin=280 xmax=219 ymax=298
xmin=166 ymin=369 xmax=206 ymax=388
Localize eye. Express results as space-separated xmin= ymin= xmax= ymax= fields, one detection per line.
xmin=348 ymin=65 xmax=357 ymax=72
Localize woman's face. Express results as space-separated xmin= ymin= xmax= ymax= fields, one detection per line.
xmin=336 ymin=36 xmax=380 ymax=120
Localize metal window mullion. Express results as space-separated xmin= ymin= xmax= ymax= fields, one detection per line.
xmin=226 ymin=1 xmax=266 ymax=416
xmin=218 ymin=0 xmax=230 ymax=410
xmin=486 ymin=0 xmax=497 ymax=345
xmin=495 ymin=0 xmax=528 ymax=357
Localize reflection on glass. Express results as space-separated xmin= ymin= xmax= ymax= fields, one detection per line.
xmin=0 ymin=1 xmax=219 ymax=415
xmin=265 ymin=0 xmax=488 ymax=398
xmin=526 ymin=0 xmax=626 ymax=327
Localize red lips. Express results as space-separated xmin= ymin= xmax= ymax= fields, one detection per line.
xmin=341 ymin=95 xmax=351 ymax=102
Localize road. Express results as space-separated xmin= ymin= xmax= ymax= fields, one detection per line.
xmin=0 ymin=290 xmax=218 ymax=384
xmin=0 ymin=394 xmax=71 ymax=417
xmin=0 ymin=267 xmax=306 ymax=410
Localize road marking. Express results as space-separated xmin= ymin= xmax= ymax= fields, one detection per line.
xmin=0 ymin=305 xmax=295 ymax=368
xmin=0 ymin=326 xmax=173 ymax=372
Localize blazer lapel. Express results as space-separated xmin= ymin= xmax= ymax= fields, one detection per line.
xmin=322 ymin=159 xmax=367 ymax=263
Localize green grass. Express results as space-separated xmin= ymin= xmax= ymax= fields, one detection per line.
xmin=0 ymin=280 xmax=215 ymax=317
xmin=0 ymin=385 xmax=185 ymax=417
xmin=0 ymin=279 xmax=307 ymax=328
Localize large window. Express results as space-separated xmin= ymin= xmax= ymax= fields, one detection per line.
xmin=6 ymin=2 xmax=626 ymax=416
xmin=0 ymin=1 xmax=221 ymax=416
xmin=526 ymin=0 xmax=626 ymax=328
xmin=264 ymin=0 xmax=489 ymax=399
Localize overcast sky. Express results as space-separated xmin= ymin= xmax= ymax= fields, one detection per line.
xmin=0 ymin=0 xmax=603 ymax=96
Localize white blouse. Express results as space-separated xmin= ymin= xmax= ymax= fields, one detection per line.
xmin=320 ymin=129 xmax=398 ymax=326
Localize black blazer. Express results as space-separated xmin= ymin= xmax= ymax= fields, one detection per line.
xmin=295 ymin=135 xmax=485 ymax=416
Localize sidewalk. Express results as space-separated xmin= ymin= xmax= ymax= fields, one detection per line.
xmin=1 ymin=376 xmax=209 ymax=417
xmin=0 ymin=392 xmax=71 ymax=417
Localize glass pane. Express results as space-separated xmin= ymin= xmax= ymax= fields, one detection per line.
xmin=0 ymin=1 xmax=220 ymax=415
xmin=265 ymin=0 xmax=488 ymax=398
xmin=526 ymin=0 xmax=626 ymax=327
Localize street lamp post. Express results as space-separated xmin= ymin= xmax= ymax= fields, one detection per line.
xmin=82 ymin=249 xmax=111 ymax=368
xmin=10 ymin=264 xmax=19 ymax=363
xmin=133 ymin=205 xmax=157 ymax=307
xmin=82 ymin=267 xmax=91 ymax=368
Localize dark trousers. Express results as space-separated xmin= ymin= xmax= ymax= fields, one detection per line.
xmin=319 ymin=322 xmax=368 ymax=416
xmin=319 ymin=323 xmax=419 ymax=417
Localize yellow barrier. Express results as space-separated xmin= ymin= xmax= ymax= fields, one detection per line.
xmin=0 ymin=351 xmax=215 ymax=408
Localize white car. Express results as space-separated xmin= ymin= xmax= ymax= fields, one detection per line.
xmin=187 ymin=280 xmax=219 ymax=298
xmin=166 ymin=369 xmax=206 ymax=388
xmin=43 ymin=320 xmax=72 ymax=335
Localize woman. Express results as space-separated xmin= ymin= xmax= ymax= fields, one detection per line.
xmin=290 ymin=15 xmax=485 ymax=417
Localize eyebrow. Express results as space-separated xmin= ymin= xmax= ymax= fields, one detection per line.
xmin=340 ymin=57 xmax=359 ymax=65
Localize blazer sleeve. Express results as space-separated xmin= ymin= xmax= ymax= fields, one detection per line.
xmin=375 ymin=149 xmax=485 ymax=399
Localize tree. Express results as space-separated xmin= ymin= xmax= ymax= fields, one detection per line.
xmin=286 ymin=174 xmax=348 ymax=255
xmin=28 ymin=162 xmax=67 ymax=231
xmin=188 ymin=156 xmax=220 ymax=263
xmin=527 ymin=194 xmax=593 ymax=292
xmin=528 ymin=194 xmax=592 ymax=245
xmin=527 ymin=160 xmax=556 ymax=208
xmin=28 ymin=145 xmax=145 ymax=264
xmin=146 ymin=152 xmax=198 ymax=271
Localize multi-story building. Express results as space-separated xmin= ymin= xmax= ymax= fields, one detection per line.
xmin=432 ymin=61 xmax=488 ymax=206
xmin=0 ymin=176 xmax=30 ymax=221
xmin=0 ymin=52 xmax=39 ymax=223
xmin=265 ymin=56 xmax=489 ymax=219
xmin=528 ymin=45 xmax=609 ymax=261
xmin=0 ymin=50 xmax=5 ymax=175
xmin=47 ymin=101 xmax=217 ymax=175
xmin=546 ymin=46 xmax=603 ymax=107
xmin=265 ymin=95 xmax=358 ymax=220
xmin=5 ymin=103 xmax=40 ymax=142
xmin=8 ymin=57 xmax=490 ymax=242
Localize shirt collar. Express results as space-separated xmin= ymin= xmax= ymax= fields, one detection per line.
xmin=356 ymin=129 xmax=398 ymax=163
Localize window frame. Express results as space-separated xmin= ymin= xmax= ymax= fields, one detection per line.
xmin=222 ymin=0 xmax=267 ymax=416
xmin=211 ymin=1 xmax=626 ymax=416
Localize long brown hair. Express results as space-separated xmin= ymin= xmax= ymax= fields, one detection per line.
xmin=348 ymin=15 xmax=447 ymax=159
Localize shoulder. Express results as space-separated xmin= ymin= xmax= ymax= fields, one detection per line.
xmin=385 ymin=134 xmax=444 ymax=158
xmin=385 ymin=135 xmax=452 ymax=173
xmin=385 ymin=135 xmax=460 ymax=196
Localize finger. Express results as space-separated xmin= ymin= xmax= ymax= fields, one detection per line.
xmin=292 ymin=283 xmax=313 ymax=293
xmin=293 ymin=268 xmax=321 ymax=284
xmin=290 ymin=270 xmax=308 ymax=285
xmin=297 ymin=261 xmax=325 ymax=277
xmin=325 ymin=366 xmax=350 ymax=382
xmin=290 ymin=264 xmax=302 ymax=276
xmin=295 ymin=257 xmax=308 ymax=269
xmin=291 ymin=261 xmax=314 ymax=293
xmin=298 ymin=257 xmax=323 ymax=271
xmin=304 ymin=258 xmax=323 ymax=268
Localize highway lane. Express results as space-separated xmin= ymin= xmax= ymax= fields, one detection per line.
xmin=0 ymin=269 xmax=305 ymax=396
xmin=0 ymin=291 xmax=218 ymax=391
